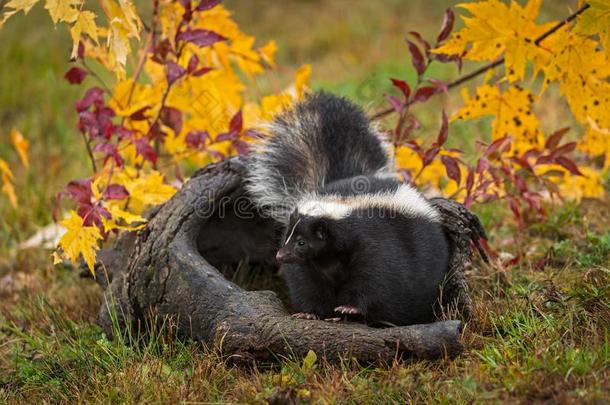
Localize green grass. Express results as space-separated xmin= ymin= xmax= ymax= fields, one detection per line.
xmin=1 ymin=0 xmax=609 ymax=403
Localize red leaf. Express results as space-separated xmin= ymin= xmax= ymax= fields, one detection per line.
xmin=476 ymin=157 xmax=490 ymax=174
xmin=196 ymin=0 xmax=220 ymax=11
xmin=233 ymin=139 xmax=250 ymax=155
xmin=386 ymin=95 xmax=404 ymax=112
xmin=437 ymin=110 xmax=448 ymax=145
xmin=407 ymin=40 xmax=426 ymax=76
xmin=67 ymin=179 xmax=92 ymax=205
xmin=76 ymin=87 xmax=104 ymax=112
xmin=176 ymin=29 xmax=226 ymax=47
xmin=545 ymin=127 xmax=570 ymax=150
xmin=160 ymin=107 xmax=183 ymax=135
xmin=485 ymin=136 xmax=511 ymax=157
xmin=441 ymin=155 xmax=461 ymax=184
xmin=166 ymin=61 xmax=186 ymax=85
xmin=152 ymin=39 xmax=172 ymax=64
xmin=408 ymin=31 xmax=431 ymax=53
xmin=77 ymin=41 xmax=85 ymax=59
xmin=514 ymin=174 xmax=527 ymax=192
xmin=413 ymin=86 xmax=437 ymax=103
xmin=78 ymin=203 xmax=111 ymax=230
xmin=390 ymin=78 xmax=411 ymax=100
xmin=215 ymin=131 xmax=237 ymax=142
xmin=92 ymin=142 xmax=124 ymax=167
xmin=229 ymin=110 xmax=243 ymax=133
xmin=508 ymin=197 xmax=523 ymax=226
xmin=134 ymin=138 xmax=158 ymax=164
xmin=428 ymin=78 xmax=449 ymax=95
xmin=536 ymin=155 xmax=554 ymax=165
xmin=130 ymin=106 xmax=150 ymax=121
xmin=509 ymin=156 xmax=532 ymax=172
xmin=466 ymin=168 xmax=475 ymax=194
xmin=552 ymin=142 xmax=577 ymax=156
xmin=103 ymin=184 xmax=129 ymax=200
xmin=185 ymin=130 xmax=208 ymax=149
xmin=187 ymin=54 xmax=199 ymax=73
xmin=556 ymin=156 xmax=583 ymax=176
xmin=192 ymin=66 xmax=213 ymax=77
xmin=423 ymin=145 xmax=440 ymax=166
xmin=437 ymin=8 xmax=455 ymax=43
xmin=244 ymin=129 xmax=265 ymax=139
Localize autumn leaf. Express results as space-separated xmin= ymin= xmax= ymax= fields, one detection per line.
xmin=58 ymin=210 xmax=102 ymax=274
xmin=295 ymin=64 xmax=311 ymax=100
xmin=44 ymin=0 xmax=79 ymax=24
xmin=454 ymin=85 xmax=543 ymax=156
xmin=0 ymin=0 xmax=40 ymax=25
xmin=69 ymin=10 xmax=99 ymax=60
xmin=432 ymin=0 xmax=555 ymax=81
xmin=575 ymin=0 xmax=610 ymax=58
xmin=0 ymin=158 xmax=17 ymax=208
xmin=10 ymin=127 xmax=29 ymax=168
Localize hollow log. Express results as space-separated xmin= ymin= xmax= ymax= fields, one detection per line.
xmin=97 ymin=157 xmax=486 ymax=363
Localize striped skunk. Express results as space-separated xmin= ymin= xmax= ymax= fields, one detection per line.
xmin=245 ymin=92 xmax=449 ymax=325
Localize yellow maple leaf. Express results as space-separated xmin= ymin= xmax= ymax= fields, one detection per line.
xmin=259 ymin=40 xmax=277 ymax=68
xmin=0 ymin=0 xmax=40 ymax=25
xmin=99 ymin=0 xmax=141 ymax=75
xmin=70 ymin=10 xmax=99 ymax=59
xmin=231 ymin=34 xmax=264 ymax=77
xmin=113 ymin=167 xmax=176 ymax=214
xmin=433 ymin=0 xmax=555 ymax=81
xmin=455 ymin=85 xmax=543 ymax=156
xmin=575 ymin=0 xmax=610 ymax=58
xmin=103 ymin=203 xmax=146 ymax=232
xmin=10 ymin=127 xmax=29 ymax=168
xmin=58 ymin=210 xmax=102 ymax=274
xmin=295 ymin=64 xmax=311 ymax=100
xmin=579 ymin=126 xmax=610 ymax=169
xmin=44 ymin=0 xmax=79 ymax=24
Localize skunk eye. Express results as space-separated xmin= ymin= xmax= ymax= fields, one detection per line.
xmin=297 ymin=240 xmax=306 ymax=247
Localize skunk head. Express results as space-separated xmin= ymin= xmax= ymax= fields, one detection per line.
xmin=276 ymin=214 xmax=331 ymax=264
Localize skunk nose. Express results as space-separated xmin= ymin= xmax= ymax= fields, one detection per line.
xmin=276 ymin=249 xmax=294 ymax=263
xmin=276 ymin=250 xmax=287 ymax=263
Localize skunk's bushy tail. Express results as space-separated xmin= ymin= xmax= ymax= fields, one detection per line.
xmin=245 ymin=92 xmax=392 ymax=222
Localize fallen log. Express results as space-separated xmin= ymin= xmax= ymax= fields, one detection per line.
xmin=97 ymin=156 xmax=486 ymax=363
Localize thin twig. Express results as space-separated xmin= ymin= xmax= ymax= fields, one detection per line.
xmin=371 ymin=2 xmax=592 ymax=121
xmin=126 ymin=0 xmax=159 ymax=108
xmin=82 ymin=59 xmax=113 ymax=94
xmin=80 ymin=131 xmax=98 ymax=173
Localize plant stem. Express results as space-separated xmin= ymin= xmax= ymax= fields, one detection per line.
xmin=371 ymin=2 xmax=592 ymax=121
xmin=80 ymin=131 xmax=98 ymax=173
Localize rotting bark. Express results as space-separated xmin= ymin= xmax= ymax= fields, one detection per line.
xmin=97 ymin=156 xmax=486 ymax=363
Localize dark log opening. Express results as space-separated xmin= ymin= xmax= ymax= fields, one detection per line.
xmin=96 ymin=157 xmax=486 ymax=364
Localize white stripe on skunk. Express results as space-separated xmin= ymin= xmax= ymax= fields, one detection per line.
xmin=297 ymin=183 xmax=440 ymax=222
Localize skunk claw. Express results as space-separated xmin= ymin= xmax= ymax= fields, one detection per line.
xmin=292 ymin=312 xmax=319 ymax=320
xmin=324 ymin=317 xmax=341 ymax=322
xmin=334 ymin=305 xmax=361 ymax=315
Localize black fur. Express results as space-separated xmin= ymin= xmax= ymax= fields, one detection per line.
xmin=247 ymin=92 xmax=450 ymax=326
xmin=277 ymin=207 xmax=449 ymax=325
xmin=246 ymin=92 xmax=390 ymax=222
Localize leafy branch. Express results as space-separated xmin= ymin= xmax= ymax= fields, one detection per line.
xmin=371 ymin=2 xmax=592 ymax=121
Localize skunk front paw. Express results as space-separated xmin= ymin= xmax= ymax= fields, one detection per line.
xmin=292 ymin=312 xmax=319 ymax=320
xmin=334 ymin=305 xmax=361 ymax=315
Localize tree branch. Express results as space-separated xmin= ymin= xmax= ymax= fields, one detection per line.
xmin=371 ymin=2 xmax=592 ymax=121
